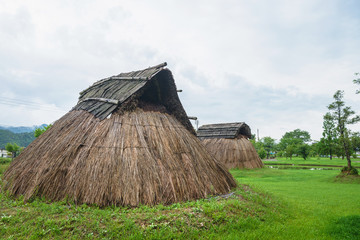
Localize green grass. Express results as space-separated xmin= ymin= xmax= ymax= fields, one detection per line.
xmin=265 ymin=156 xmax=360 ymax=167
xmin=1 ymin=159 xmax=359 ymax=239
xmin=232 ymin=167 xmax=360 ymax=239
xmin=0 ymin=158 xmax=11 ymax=175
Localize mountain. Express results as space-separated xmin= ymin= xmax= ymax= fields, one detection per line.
xmin=0 ymin=124 xmax=47 ymax=134
xmin=0 ymin=129 xmax=36 ymax=148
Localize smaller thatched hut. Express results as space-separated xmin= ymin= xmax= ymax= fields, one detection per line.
xmin=197 ymin=122 xmax=263 ymax=169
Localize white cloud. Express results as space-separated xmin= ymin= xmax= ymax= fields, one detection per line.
xmin=0 ymin=0 xmax=360 ymax=141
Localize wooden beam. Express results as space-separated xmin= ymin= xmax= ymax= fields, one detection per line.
xmin=188 ymin=116 xmax=197 ymax=120
xmin=78 ymin=97 xmax=119 ymax=105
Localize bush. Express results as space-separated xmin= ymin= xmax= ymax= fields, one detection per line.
xmin=258 ymin=148 xmax=267 ymax=159
xmin=341 ymin=166 xmax=359 ymax=175
xmin=297 ymin=144 xmax=310 ymax=160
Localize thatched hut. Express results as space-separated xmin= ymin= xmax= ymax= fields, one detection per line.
xmin=197 ymin=122 xmax=263 ymax=169
xmin=3 ymin=63 xmax=236 ymax=207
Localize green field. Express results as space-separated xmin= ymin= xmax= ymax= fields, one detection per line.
xmin=1 ymin=157 xmax=359 ymax=239
xmin=264 ymin=156 xmax=360 ymax=168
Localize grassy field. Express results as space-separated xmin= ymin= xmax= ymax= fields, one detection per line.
xmin=232 ymin=167 xmax=360 ymax=239
xmin=264 ymin=156 xmax=360 ymax=168
xmin=1 ymin=157 xmax=359 ymax=239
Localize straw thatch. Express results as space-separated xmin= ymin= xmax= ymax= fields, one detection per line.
xmin=197 ymin=123 xmax=263 ymax=169
xmin=2 ymin=63 xmax=236 ymax=207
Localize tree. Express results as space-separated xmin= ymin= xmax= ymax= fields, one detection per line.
xmin=353 ymin=72 xmax=360 ymax=94
xmin=309 ymin=141 xmax=320 ymax=158
xmin=279 ymin=129 xmax=311 ymax=149
xmin=278 ymin=129 xmax=311 ymax=159
xmin=258 ymin=147 xmax=267 ymax=159
xmin=34 ymin=124 xmax=52 ymax=138
xmin=351 ymin=132 xmax=360 ymax=158
xmin=285 ymin=145 xmax=295 ymax=160
xmin=320 ymin=112 xmax=337 ymax=160
xmin=260 ymin=136 xmax=276 ymax=159
xmin=297 ymin=144 xmax=311 ymax=160
xmin=5 ymin=142 xmax=20 ymax=160
xmin=328 ymin=90 xmax=360 ymax=172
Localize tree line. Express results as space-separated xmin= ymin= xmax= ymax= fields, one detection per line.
xmin=3 ymin=125 xmax=52 ymax=160
xmin=252 ymin=73 xmax=360 ymax=175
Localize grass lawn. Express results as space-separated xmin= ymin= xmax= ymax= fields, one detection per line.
xmin=232 ymin=167 xmax=360 ymax=239
xmin=1 ymin=157 xmax=359 ymax=239
xmin=264 ymin=156 xmax=360 ymax=168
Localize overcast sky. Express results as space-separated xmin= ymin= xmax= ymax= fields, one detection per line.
xmin=1 ymin=0 xmax=359 ymax=141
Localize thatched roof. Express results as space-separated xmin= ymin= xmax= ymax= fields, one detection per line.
xmin=72 ymin=62 xmax=195 ymax=134
xmin=197 ymin=122 xmax=252 ymax=139
xmin=3 ymin=63 xmax=236 ymax=207
xmin=74 ymin=62 xmax=166 ymax=120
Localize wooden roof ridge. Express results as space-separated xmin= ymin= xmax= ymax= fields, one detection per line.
xmin=197 ymin=122 xmax=252 ymax=139
xmin=72 ymin=63 xmax=169 ymax=120
xmin=85 ymin=62 xmax=167 ymax=90
xmin=71 ymin=62 xmax=195 ymax=136
xmin=199 ymin=122 xmax=246 ymax=128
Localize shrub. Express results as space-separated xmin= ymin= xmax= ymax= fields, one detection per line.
xmin=258 ymin=148 xmax=267 ymax=159
xmin=341 ymin=166 xmax=359 ymax=175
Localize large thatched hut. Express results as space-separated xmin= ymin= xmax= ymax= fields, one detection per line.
xmin=197 ymin=122 xmax=263 ymax=169
xmin=3 ymin=63 xmax=236 ymax=207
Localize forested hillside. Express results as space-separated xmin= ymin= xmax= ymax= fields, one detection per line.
xmin=0 ymin=129 xmax=35 ymax=148
xmin=0 ymin=124 xmax=47 ymax=133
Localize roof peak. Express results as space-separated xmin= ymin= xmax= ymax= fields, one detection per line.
xmin=197 ymin=122 xmax=251 ymax=139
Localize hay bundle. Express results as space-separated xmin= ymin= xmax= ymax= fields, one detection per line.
xmin=197 ymin=123 xmax=263 ymax=169
xmin=3 ymin=63 xmax=236 ymax=206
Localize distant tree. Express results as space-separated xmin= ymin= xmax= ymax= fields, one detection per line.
xmin=258 ymin=147 xmax=267 ymax=159
xmin=328 ymin=90 xmax=360 ymax=173
xmin=5 ymin=142 xmax=20 ymax=160
xmin=285 ymin=145 xmax=295 ymax=160
xmin=297 ymin=144 xmax=311 ymax=160
xmin=277 ymin=151 xmax=284 ymax=157
xmin=278 ymin=129 xmax=311 ymax=156
xmin=320 ymin=112 xmax=337 ymax=160
xmin=34 ymin=124 xmax=52 ymax=138
xmin=353 ymin=72 xmax=360 ymax=94
xmin=309 ymin=141 xmax=320 ymax=158
xmin=250 ymin=138 xmax=263 ymax=151
xmin=351 ymin=132 xmax=360 ymax=158
xmin=260 ymin=136 xmax=276 ymax=159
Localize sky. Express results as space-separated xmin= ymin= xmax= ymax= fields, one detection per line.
xmin=0 ymin=0 xmax=359 ymax=141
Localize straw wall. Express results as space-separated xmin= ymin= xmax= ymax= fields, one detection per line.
xmin=201 ymin=137 xmax=263 ymax=169
xmin=3 ymin=109 xmax=236 ymax=206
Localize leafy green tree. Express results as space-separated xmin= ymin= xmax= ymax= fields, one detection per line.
xmin=279 ymin=129 xmax=311 ymax=159
xmin=279 ymin=129 xmax=311 ymax=150
xmin=260 ymin=136 xmax=276 ymax=159
xmin=328 ymin=90 xmax=360 ymax=172
xmin=320 ymin=112 xmax=337 ymax=160
xmin=285 ymin=145 xmax=295 ymax=160
xmin=309 ymin=141 xmax=320 ymax=158
xmin=258 ymin=147 xmax=267 ymax=159
xmin=351 ymin=132 xmax=360 ymax=158
xmin=5 ymin=142 xmax=20 ymax=159
xmin=297 ymin=144 xmax=311 ymax=160
xmin=34 ymin=124 xmax=52 ymax=138
xmin=353 ymin=72 xmax=360 ymax=94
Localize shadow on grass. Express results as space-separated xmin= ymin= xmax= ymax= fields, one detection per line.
xmin=327 ymin=215 xmax=360 ymax=239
